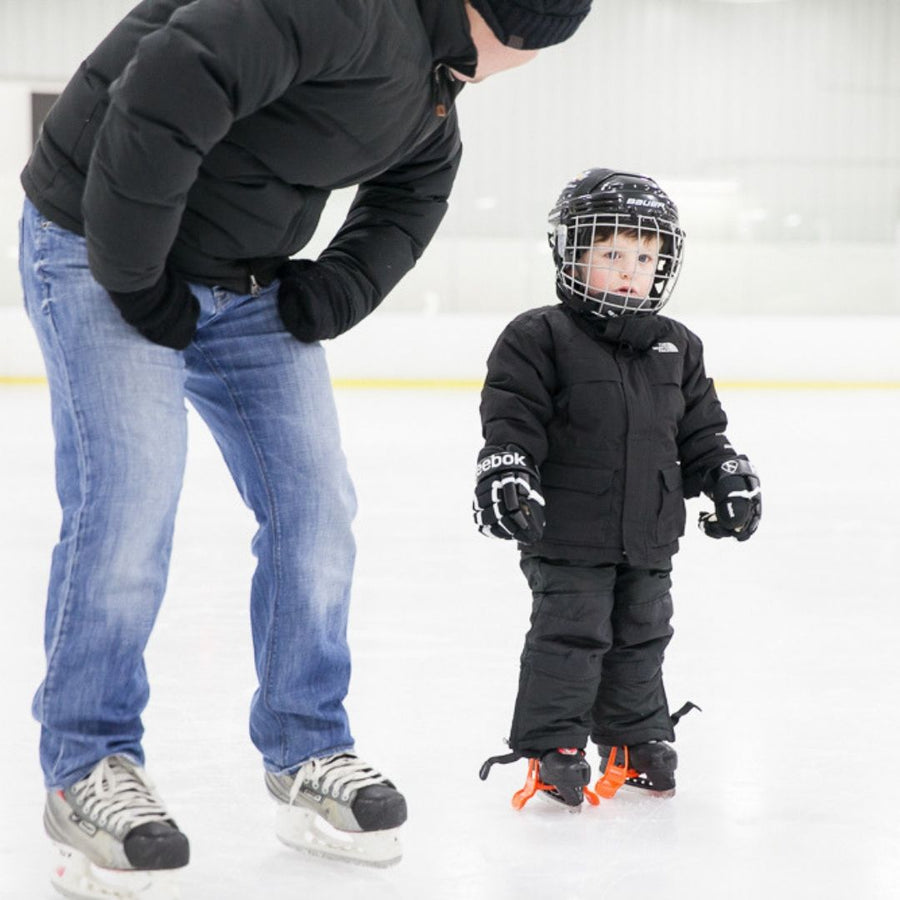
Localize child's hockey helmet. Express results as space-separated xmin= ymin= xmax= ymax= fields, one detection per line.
xmin=548 ymin=168 xmax=685 ymax=317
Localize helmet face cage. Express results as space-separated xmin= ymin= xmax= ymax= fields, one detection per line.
xmin=549 ymin=171 xmax=685 ymax=318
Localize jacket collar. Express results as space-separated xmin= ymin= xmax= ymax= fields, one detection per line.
xmin=417 ymin=0 xmax=477 ymax=75
xmin=564 ymin=305 xmax=670 ymax=353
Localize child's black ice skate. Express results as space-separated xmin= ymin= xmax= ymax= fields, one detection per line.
xmin=512 ymin=748 xmax=598 ymax=811
xmin=538 ymin=749 xmax=594 ymax=808
xmin=595 ymin=742 xmax=678 ymax=799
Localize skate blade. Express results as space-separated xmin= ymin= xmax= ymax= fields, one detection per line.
xmin=622 ymin=781 xmax=676 ymax=799
xmin=275 ymin=805 xmax=402 ymax=868
xmin=536 ymin=791 xmax=584 ymax=814
xmin=50 ymin=842 xmax=181 ymax=900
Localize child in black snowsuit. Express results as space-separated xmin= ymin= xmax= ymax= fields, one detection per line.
xmin=473 ymin=168 xmax=762 ymax=808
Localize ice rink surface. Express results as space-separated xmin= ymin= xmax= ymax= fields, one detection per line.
xmin=2 ymin=377 xmax=899 ymax=899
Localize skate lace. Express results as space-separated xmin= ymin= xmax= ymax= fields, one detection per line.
xmin=291 ymin=753 xmax=389 ymax=804
xmin=67 ymin=756 xmax=171 ymax=839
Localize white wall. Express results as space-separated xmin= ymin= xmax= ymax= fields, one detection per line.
xmin=1 ymin=0 xmax=899 ymax=315
xmin=3 ymin=305 xmax=899 ymax=385
xmin=0 ymin=83 xmax=40 ymax=304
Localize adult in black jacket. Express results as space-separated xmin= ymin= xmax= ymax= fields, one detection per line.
xmin=19 ymin=0 xmax=592 ymax=884
xmin=474 ymin=168 xmax=762 ymax=809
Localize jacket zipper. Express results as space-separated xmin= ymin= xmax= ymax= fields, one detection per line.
xmin=616 ymin=347 xmax=629 ymax=561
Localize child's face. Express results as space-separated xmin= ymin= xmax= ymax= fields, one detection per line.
xmin=576 ymin=232 xmax=661 ymax=309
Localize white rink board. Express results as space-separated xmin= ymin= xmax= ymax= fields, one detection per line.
xmin=2 ymin=306 xmax=900 ymax=384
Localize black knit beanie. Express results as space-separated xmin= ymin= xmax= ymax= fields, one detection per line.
xmin=468 ymin=0 xmax=592 ymax=49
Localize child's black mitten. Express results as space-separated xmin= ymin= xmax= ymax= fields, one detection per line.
xmin=699 ymin=456 xmax=762 ymax=541
xmin=473 ymin=445 xmax=545 ymax=543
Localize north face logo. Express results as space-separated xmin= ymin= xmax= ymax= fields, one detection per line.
xmin=652 ymin=342 xmax=678 ymax=353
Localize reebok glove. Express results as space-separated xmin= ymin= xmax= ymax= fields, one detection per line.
xmin=108 ymin=269 xmax=199 ymax=350
xmin=473 ymin=445 xmax=546 ymax=543
xmin=698 ymin=456 xmax=762 ymax=541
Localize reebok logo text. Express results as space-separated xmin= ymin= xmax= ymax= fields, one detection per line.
xmin=477 ymin=451 xmax=527 ymax=477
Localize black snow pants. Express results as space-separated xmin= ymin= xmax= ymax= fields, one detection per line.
xmin=508 ymin=557 xmax=676 ymax=756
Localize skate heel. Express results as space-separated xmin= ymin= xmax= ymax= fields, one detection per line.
xmin=596 ymin=743 xmax=678 ymax=798
xmin=50 ymin=841 xmax=182 ymax=900
xmin=640 ymin=777 xmax=676 ymax=798
xmin=628 ymin=743 xmax=677 ymax=795
xmin=274 ymin=804 xmax=402 ymax=868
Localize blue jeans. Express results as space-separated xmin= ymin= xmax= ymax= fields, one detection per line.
xmin=19 ymin=199 xmax=357 ymax=789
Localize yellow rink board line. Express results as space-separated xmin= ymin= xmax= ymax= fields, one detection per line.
xmin=334 ymin=378 xmax=900 ymax=391
xmin=711 ymin=379 xmax=900 ymax=392
xmin=1 ymin=376 xmax=47 ymax=386
xmin=3 ymin=374 xmax=900 ymax=391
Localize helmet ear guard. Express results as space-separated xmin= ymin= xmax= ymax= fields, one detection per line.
xmin=553 ymin=223 xmax=568 ymax=260
xmin=548 ymin=169 xmax=685 ymax=318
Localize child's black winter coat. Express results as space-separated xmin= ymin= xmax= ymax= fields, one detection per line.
xmin=479 ymin=305 xmax=736 ymax=568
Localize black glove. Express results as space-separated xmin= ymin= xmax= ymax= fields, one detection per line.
xmin=276 ymin=258 xmax=355 ymax=342
xmin=473 ymin=445 xmax=546 ymax=543
xmin=108 ymin=269 xmax=199 ymax=350
xmin=699 ymin=456 xmax=762 ymax=541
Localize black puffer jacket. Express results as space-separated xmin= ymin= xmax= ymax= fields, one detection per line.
xmin=479 ymin=305 xmax=736 ymax=567
xmin=21 ymin=0 xmax=474 ymax=300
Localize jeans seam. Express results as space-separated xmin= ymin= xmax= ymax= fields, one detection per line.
xmin=34 ymin=236 xmax=95 ymax=784
xmin=190 ymin=338 xmax=288 ymax=761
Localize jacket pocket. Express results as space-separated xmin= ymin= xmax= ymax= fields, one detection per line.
xmin=656 ymin=464 xmax=686 ymax=544
xmin=540 ymin=462 xmax=616 ymax=546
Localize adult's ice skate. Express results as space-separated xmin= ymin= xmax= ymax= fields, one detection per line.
xmin=44 ymin=755 xmax=188 ymax=900
xmin=595 ymin=741 xmax=678 ymax=798
xmin=265 ymin=752 xmax=406 ymax=867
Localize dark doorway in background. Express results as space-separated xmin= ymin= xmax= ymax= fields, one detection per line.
xmin=31 ymin=93 xmax=58 ymax=147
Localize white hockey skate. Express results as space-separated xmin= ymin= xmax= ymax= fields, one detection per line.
xmin=266 ymin=752 xmax=406 ymax=867
xmin=45 ymin=756 xmax=188 ymax=900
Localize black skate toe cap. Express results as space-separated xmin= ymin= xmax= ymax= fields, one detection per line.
xmin=352 ymin=785 xmax=407 ymax=831
xmin=123 ymin=821 xmax=190 ymax=869
xmin=539 ymin=750 xmax=591 ymax=787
